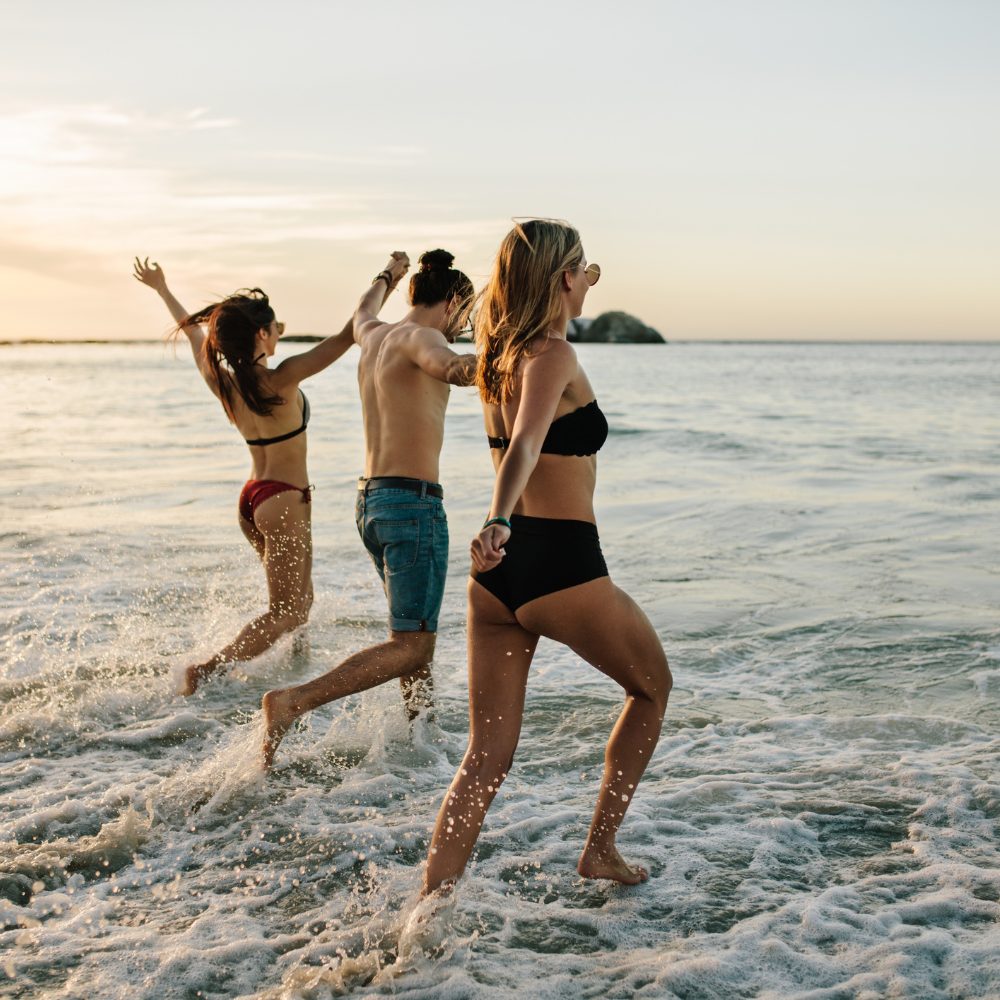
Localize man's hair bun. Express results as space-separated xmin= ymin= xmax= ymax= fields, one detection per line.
xmin=409 ymin=248 xmax=473 ymax=307
xmin=419 ymin=249 xmax=454 ymax=272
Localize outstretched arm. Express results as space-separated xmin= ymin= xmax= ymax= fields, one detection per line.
xmin=403 ymin=327 xmax=477 ymax=386
xmin=133 ymin=257 xmax=204 ymax=362
xmin=273 ymin=251 xmax=411 ymax=389
xmin=271 ymin=315 xmax=355 ymax=387
xmin=470 ymin=340 xmax=578 ymax=572
xmin=353 ymin=252 xmax=410 ymax=344
xmin=132 ymin=257 xmax=217 ymax=393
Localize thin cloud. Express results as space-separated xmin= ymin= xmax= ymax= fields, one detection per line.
xmin=0 ymin=104 xmax=503 ymax=291
xmin=254 ymin=145 xmax=427 ymax=167
xmin=0 ymin=107 xmax=360 ymax=271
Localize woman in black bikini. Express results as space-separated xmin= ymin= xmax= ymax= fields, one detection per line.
xmin=423 ymin=220 xmax=671 ymax=891
xmin=133 ymin=254 xmax=410 ymax=695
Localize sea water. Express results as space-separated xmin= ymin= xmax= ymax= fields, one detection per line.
xmin=1 ymin=341 xmax=999 ymax=999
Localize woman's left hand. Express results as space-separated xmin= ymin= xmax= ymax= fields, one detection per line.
xmin=471 ymin=523 xmax=510 ymax=572
xmin=133 ymin=256 xmax=167 ymax=294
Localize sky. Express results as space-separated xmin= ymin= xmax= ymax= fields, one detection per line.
xmin=1 ymin=0 xmax=998 ymax=341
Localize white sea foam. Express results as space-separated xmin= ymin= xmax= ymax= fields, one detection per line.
xmin=2 ymin=342 xmax=998 ymax=997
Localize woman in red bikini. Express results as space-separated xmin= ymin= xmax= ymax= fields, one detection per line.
xmin=133 ymin=254 xmax=410 ymax=695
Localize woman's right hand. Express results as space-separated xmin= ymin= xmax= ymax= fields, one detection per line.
xmin=132 ymin=256 xmax=167 ymax=294
xmin=471 ymin=523 xmax=511 ymax=572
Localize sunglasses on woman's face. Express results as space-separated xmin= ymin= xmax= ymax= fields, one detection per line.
xmin=457 ymin=309 xmax=475 ymax=337
xmin=582 ymin=263 xmax=601 ymax=286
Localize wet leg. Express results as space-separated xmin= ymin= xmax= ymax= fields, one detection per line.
xmin=424 ymin=581 xmax=538 ymax=893
xmin=262 ymin=629 xmax=436 ymax=768
xmin=182 ymin=492 xmax=312 ymax=695
xmin=399 ymin=648 xmax=435 ymax=722
xmin=517 ymin=579 xmax=671 ymax=884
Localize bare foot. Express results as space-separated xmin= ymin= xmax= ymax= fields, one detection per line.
xmin=179 ymin=663 xmax=213 ymax=696
xmin=397 ymin=885 xmax=456 ymax=961
xmin=420 ymin=875 xmax=456 ymax=899
xmin=577 ymin=844 xmax=649 ymax=885
xmin=261 ymin=688 xmax=300 ymax=769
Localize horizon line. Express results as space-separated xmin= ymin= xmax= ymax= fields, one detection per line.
xmin=3 ymin=337 xmax=998 ymax=348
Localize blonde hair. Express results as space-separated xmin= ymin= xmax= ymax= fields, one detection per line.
xmin=474 ymin=219 xmax=583 ymax=405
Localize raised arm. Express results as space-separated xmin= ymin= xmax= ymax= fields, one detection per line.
xmin=132 ymin=257 xmax=218 ymax=394
xmin=403 ymin=326 xmax=477 ymax=386
xmin=471 ymin=339 xmax=578 ymax=571
xmin=277 ymin=251 xmax=411 ymax=384
xmin=270 ymin=315 xmax=355 ymax=388
xmin=353 ymin=252 xmax=410 ymax=344
xmin=133 ymin=258 xmax=204 ymax=361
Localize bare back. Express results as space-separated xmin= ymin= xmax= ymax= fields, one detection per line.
xmin=358 ymin=320 xmax=452 ymax=482
xmin=224 ymin=377 xmax=310 ymax=487
xmin=483 ymin=339 xmax=600 ymax=522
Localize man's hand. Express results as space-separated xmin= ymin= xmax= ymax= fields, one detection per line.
xmin=454 ymin=353 xmax=477 ymax=387
xmin=385 ymin=251 xmax=410 ymax=290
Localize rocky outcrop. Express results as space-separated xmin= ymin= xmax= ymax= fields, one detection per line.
xmin=568 ymin=312 xmax=665 ymax=343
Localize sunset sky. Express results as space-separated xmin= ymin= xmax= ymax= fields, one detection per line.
xmin=2 ymin=0 xmax=997 ymax=341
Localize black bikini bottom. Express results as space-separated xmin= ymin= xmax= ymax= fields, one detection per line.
xmin=472 ymin=514 xmax=609 ymax=614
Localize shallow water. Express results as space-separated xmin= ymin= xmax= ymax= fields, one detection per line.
xmin=2 ymin=341 xmax=999 ymax=999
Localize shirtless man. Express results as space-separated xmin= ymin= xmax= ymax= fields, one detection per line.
xmin=261 ymin=249 xmax=475 ymax=767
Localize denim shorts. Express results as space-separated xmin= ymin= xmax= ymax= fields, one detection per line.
xmin=355 ymin=483 xmax=449 ymax=633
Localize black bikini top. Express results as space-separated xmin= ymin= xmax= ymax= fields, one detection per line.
xmin=244 ymin=391 xmax=310 ymax=447
xmin=487 ymin=399 xmax=608 ymax=457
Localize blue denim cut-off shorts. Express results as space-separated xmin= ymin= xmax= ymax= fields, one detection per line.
xmin=355 ymin=484 xmax=449 ymax=633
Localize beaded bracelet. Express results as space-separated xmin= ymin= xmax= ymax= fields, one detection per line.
xmin=482 ymin=516 xmax=512 ymax=530
xmin=372 ymin=270 xmax=393 ymax=287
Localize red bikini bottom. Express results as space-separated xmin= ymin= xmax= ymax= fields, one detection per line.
xmin=238 ymin=479 xmax=312 ymax=524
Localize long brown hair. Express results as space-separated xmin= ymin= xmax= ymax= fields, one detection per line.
xmin=179 ymin=289 xmax=282 ymax=419
xmin=474 ymin=219 xmax=583 ymax=405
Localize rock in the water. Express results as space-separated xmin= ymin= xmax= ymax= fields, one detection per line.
xmin=570 ymin=311 xmax=665 ymax=343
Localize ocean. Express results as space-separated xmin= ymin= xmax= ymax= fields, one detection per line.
xmin=2 ymin=341 xmax=999 ymax=999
